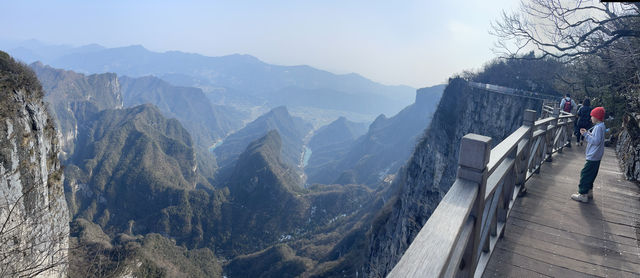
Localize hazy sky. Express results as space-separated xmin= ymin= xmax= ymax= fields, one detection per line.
xmin=1 ymin=0 xmax=520 ymax=88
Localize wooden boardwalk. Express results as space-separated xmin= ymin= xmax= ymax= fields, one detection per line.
xmin=483 ymin=145 xmax=640 ymax=277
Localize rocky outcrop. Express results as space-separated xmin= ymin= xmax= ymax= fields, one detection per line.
xmin=119 ymin=75 xmax=243 ymax=149
xmin=0 ymin=51 xmax=69 ymax=277
xmin=617 ymin=113 xmax=640 ymax=180
xmin=308 ymin=117 xmax=367 ymax=151
xmin=214 ymin=106 xmax=312 ymax=170
xmin=30 ymin=62 xmax=123 ymax=159
xmin=363 ymin=78 xmax=542 ymax=277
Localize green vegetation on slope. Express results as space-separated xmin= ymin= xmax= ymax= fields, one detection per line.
xmin=0 ymin=51 xmax=42 ymax=97
xmin=69 ymin=219 xmax=222 ymax=278
xmin=65 ymin=104 xmax=203 ymax=234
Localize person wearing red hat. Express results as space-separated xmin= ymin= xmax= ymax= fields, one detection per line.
xmin=572 ymin=106 xmax=606 ymax=203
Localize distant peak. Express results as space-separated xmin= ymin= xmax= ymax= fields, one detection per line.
xmin=30 ymin=61 xmax=45 ymax=68
xmin=329 ymin=116 xmax=349 ymax=127
xmin=115 ymin=45 xmax=148 ymax=52
xmin=82 ymin=43 xmax=103 ymax=47
xmin=127 ymin=44 xmax=146 ymax=49
xmin=263 ymin=130 xmax=281 ymax=143
xmin=78 ymin=43 xmax=105 ymax=50
xmin=242 ymin=129 xmax=283 ymax=163
xmin=373 ymin=114 xmax=387 ymax=122
xmin=269 ymin=106 xmax=289 ymax=115
xmin=220 ymin=53 xmax=262 ymax=64
xmin=369 ymin=114 xmax=388 ymax=130
xmin=343 ymin=72 xmax=362 ymax=78
xmin=227 ymin=53 xmax=254 ymax=58
xmin=415 ymin=84 xmax=446 ymax=104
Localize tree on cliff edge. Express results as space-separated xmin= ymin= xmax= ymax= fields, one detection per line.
xmin=492 ymin=0 xmax=640 ymax=128
xmin=492 ymin=0 xmax=640 ymax=59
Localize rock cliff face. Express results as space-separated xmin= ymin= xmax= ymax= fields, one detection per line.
xmin=617 ymin=113 xmax=640 ymax=180
xmin=0 ymin=52 xmax=69 ymax=277
xmin=30 ymin=62 xmax=123 ymax=159
xmin=363 ymin=78 xmax=542 ymax=277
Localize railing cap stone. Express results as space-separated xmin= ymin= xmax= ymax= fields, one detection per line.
xmin=459 ymin=134 xmax=492 ymax=170
xmin=524 ymin=109 xmax=536 ymax=125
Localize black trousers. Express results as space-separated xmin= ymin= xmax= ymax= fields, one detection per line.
xmin=578 ymin=160 xmax=601 ymax=194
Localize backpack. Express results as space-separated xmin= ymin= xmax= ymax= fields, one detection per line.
xmin=563 ymin=98 xmax=572 ymax=112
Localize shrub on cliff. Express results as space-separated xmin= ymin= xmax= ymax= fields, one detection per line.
xmin=0 ymin=50 xmax=42 ymax=98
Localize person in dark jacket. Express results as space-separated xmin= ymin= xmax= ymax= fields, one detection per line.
xmin=576 ymin=98 xmax=592 ymax=146
xmin=574 ymin=102 xmax=582 ymax=140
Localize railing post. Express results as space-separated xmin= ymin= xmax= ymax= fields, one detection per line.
xmin=565 ymin=115 xmax=572 ymax=149
xmin=516 ymin=110 xmax=536 ymax=195
xmin=557 ymin=108 xmax=566 ymax=153
xmin=456 ymin=134 xmax=491 ymax=277
xmin=534 ymin=117 xmax=547 ymax=174
xmin=545 ymin=107 xmax=559 ymax=161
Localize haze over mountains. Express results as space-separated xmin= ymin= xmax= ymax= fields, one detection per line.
xmin=2 ymin=40 xmax=416 ymax=125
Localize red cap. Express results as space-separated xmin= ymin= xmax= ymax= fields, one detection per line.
xmin=590 ymin=107 xmax=605 ymax=121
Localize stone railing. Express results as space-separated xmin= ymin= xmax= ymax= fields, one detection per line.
xmin=387 ymin=107 xmax=575 ymax=278
xmin=468 ymin=82 xmax=559 ymax=101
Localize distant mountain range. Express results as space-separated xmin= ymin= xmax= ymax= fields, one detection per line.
xmin=2 ymin=40 xmax=416 ymax=119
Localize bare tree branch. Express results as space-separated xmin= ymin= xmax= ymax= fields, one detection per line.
xmin=492 ymin=0 xmax=640 ymax=60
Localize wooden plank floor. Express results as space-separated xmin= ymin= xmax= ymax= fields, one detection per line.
xmin=483 ymin=145 xmax=640 ymax=278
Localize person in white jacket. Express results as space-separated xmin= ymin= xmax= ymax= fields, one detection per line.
xmin=560 ymin=94 xmax=576 ymax=113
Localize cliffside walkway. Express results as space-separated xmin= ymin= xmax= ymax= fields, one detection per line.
xmin=483 ymin=146 xmax=640 ymax=277
xmin=388 ymin=104 xmax=640 ymax=278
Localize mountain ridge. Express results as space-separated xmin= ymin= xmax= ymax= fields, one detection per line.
xmin=3 ymin=40 xmax=416 ymax=117
xmin=214 ymin=106 xmax=312 ymax=172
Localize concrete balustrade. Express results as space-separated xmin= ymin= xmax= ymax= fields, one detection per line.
xmin=388 ymin=102 xmax=575 ymax=278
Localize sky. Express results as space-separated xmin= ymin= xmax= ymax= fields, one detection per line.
xmin=1 ymin=0 xmax=521 ymax=88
